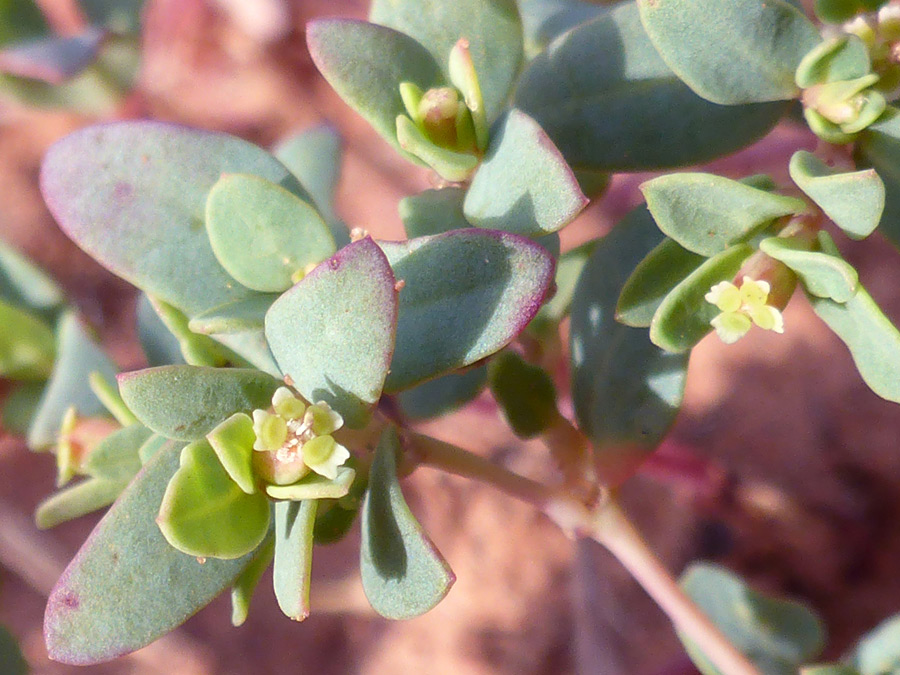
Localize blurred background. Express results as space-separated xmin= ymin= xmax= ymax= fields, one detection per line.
xmin=2 ymin=0 xmax=900 ymax=673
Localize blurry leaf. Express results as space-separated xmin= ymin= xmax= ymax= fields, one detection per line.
xmin=0 ymin=298 xmax=55 ymax=380
xmin=380 ymin=230 xmax=554 ymax=391
xmin=570 ymin=205 xmax=688 ymax=484
xmin=641 ymin=173 xmax=806 ymax=256
xmin=679 ymin=563 xmax=826 ymax=675
xmin=0 ymin=625 xmax=28 ymax=675
xmin=78 ymin=0 xmax=145 ymax=34
xmin=230 ymin=535 xmax=273 ymax=627
xmin=206 ymin=173 xmax=335 ymax=293
xmin=137 ymin=433 xmax=168 ymax=465
xmin=82 ymin=423 xmax=149 ymax=482
xmin=265 ymin=467 xmax=356 ymax=501
xmin=795 ymin=36 xmax=870 ymax=88
xmin=464 ymin=109 xmax=587 ymax=236
xmin=515 ymin=2 xmax=787 ymax=172
xmin=789 ymin=151 xmax=883 ymax=239
xmin=1 ymin=381 xmax=44 ymax=435
xmin=637 ymin=0 xmax=820 ymax=104
xmin=400 ymin=188 xmax=470 ymax=238
xmin=397 ymin=366 xmax=487 ymax=419
xmin=0 ymin=0 xmax=48 ymax=46
xmin=306 ymin=19 xmax=442 ymax=158
xmin=0 ymin=238 xmax=64 ymax=320
xmin=369 ymin=0 xmax=522 ymax=122
xmin=28 ymin=313 xmax=116 ymax=449
xmin=530 ymin=239 xmax=597 ymax=334
xmin=34 ymin=477 xmax=125 ymax=530
xmin=265 ymin=238 xmax=397 ymax=428
xmin=206 ymin=329 xmax=281 ymax=378
xmin=759 ymin=235 xmax=858 ymax=303
xmin=488 ymin=351 xmax=557 ymax=438
xmin=273 ymin=500 xmax=317 ymax=621
xmin=518 ymin=0 xmax=606 ymax=56
xmin=360 ymin=426 xmax=454 ymax=619
xmin=854 ymin=108 xmax=900 ymax=248
xmin=853 ymin=613 xmax=900 ymax=675
xmin=0 ymin=28 xmax=105 ymax=84
xmin=158 ymin=440 xmax=270 ymax=559
xmin=649 ymin=244 xmax=753 ymax=352
xmin=617 ymin=237 xmax=705 ymax=328
xmin=40 ymin=121 xmax=309 ymax=317
xmin=118 ymin=366 xmax=280 ymax=441
xmin=136 ymin=293 xmax=184 ymax=367
xmin=801 ymin=666 xmax=860 ymax=675
xmin=810 ymin=282 xmax=900 ymax=403
xmin=44 ymin=443 xmax=253 ymax=665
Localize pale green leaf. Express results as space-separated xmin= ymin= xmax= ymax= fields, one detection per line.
xmin=35 ymin=477 xmax=126 ymax=530
xmin=759 ymin=235 xmax=858 ymax=303
xmin=273 ymin=500 xmax=317 ymax=621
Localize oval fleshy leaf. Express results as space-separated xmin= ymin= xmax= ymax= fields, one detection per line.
xmin=35 ymin=477 xmax=126 ymax=530
xmin=0 ymin=28 xmax=105 ymax=84
xmin=488 ymin=351 xmax=557 ymax=439
xmin=306 ymin=19 xmax=443 ymax=158
xmin=789 ymin=151 xmax=884 ymax=240
xmin=206 ymin=412 xmax=256 ymax=495
xmin=369 ymin=0 xmax=522 ymax=122
xmin=44 ymin=442 xmax=252 ymax=665
xmin=28 ymin=313 xmax=116 ymax=449
xmin=40 ymin=121 xmax=307 ymax=317
xmin=83 ymin=423 xmax=150 ymax=482
xmin=464 ymin=109 xmax=587 ymax=237
xmin=265 ymin=237 xmax=397 ymax=428
xmin=158 ymin=440 xmax=270 ymax=559
xmin=400 ymin=187 xmax=470 ymax=238
xmin=650 ymin=244 xmax=754 ymax=353
xmin=856 ymin=108 xmax=900 ymax=247
xmin=397 ymin=366 xmax=487 ymax=420
xmin=273 ymin=500 xmax=317 ymax=621
xmin=117 ymin=366 xmax=280 ymax=441
xmin=274 ymin=124 xmax=342 ymax=226
xmin=515 ymin=2 xmax=787 ymax=172
xmin=187 ymin=294 xmax=276 ymax=336
xmin=379 ymin=229 xmax=554 ymax=392
xmin=795 ymin=35 xmax=870 ymax=89
xmin=809 ymin=283 xmax=900 ymax=403
xmin=759 ymin=235 xmax=858 ymax=303
xmin=679 ymin=563 xmax=825 ymax=675
xmin=570 ymin=205 xmax=688 ymax=484
xmin=265 ymin=467 xmax=356 ymax=501
xmin=637 ymin=0 xmax=820 ymax=105
xmin=361 ymin=426 xmax=454 ymax=619
xmin=206 ymin=173 xmax=335 ymax=293
xmin=230 ymin=535 xmax=274 ymax=627
xmin=617 ymin=237 xmax=706 ymax=328
xmin=529 ymin=239 xmax=597 ymax=335
xmin=641 ymin=173 xmax=807 ymax=256
xmin=0 ymin=298 xmax=55 ymax=380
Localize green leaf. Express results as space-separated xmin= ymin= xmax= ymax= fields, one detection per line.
xmin=650 ymin=244 xmax=753 ymax=352
xmin=0 ymin=237 xmax=64 ymax=320
xmin=206 ymin=412 xmax=257 ymax=495
xmin=40 ymin=121 xmax=308 ymax=317
xmin=360 ymin=426 xmax=454 ymax=619
xmin=379 ymin=229 xmax=554 ymax=391
xmin=369 ymin=0 xmax=523 ymax=123
xmin=789 ymin=151 xmax=884 ymax=239
xmin=641 ymin=173 xmax=806 ymax=256
xmin=230 ymin=535 xmax=274 ymax=627
xmin=28 ymin=313 xmax=116 ymax=449
xmin=34 ymin=477 xmax=126 ymax=530
xmin=82 ymin=423 xmax=150 ymax=482
xmin=78 ymin=0 xmax=145 ymax=34
xmin=2 ymin=381 xmax=44 ymax=435
xmin=853 ymin=613 xmax=900 ymax=675
xmin=759 ymin=235 xmax=858 ymax=303
xmin=0 ymin=298 xmax=55 ymax=380
xmin=400 ymin=188 xmax=471 ymax=238
xmin=264 ymin=467 xmax=356 ymax=501
xmin=205 ymin=329 xmax=281 ymax=378
xmin=273 ymin=500 xmax=317 ymax=621
xmin=137 ymin=433 xmax=168 ymax=465
xmin=397 ymin=366 xmax=487 ymax=419
xmin=0 ymin=625 xmax=28 ymax=675
xmin=515 ymin=1 xmax=787 ymax=172
xmin=488 ymin=351 xmax=557 ymax=438
xmin=570 ymin=206 xmax=688 ymax=483
xmin=518 ymin=0 xmax=606 ymax=56
xmin=637 ymin=0 xmax=820 ymax=105
xmin=0 ymin=28 xmax=104 ymax=84
xmin=0 ymin=0 xmax=48 ymax=46
xmin=205 ymin=173 xmax=335 ymax=293
xmin=44 ymin=442 xmax=253 ymax=665
xmin=617 ymin=237 xmax=706 ymax=328
xmin=306 ymin=19 xmax=443 ymax=158
xmin=809 ymin=282 xmax=900 ymax=403
xmin=530 ymin=239 xmax=597 ymax=335
xmin=265 ymin=237 xmax=397 ymax=429
xmin=856 ymin=108 xmax=900 ymax=247
xmin=814 ymin=0 xmax=863 ymax=23
xmin=679 ymin=563 xmax=825 ymax=675
xmin=464 ymin=109 xmax=587 ymax=237
xmin=186 ymin=295 xmax=275 ymax=336
xmin=313 ymin=456 xmax=368 ymax=545
xmin=795 ymin=36 xmax=870 ymax=88
xmin=157 ymin=439 xmax=270 ymax=559
xmin=135 ymin=293 xmax=184 ymax=367
xmin=395 ymin=115 xmax=480 ymax=182
xmin=118 ymin=366 xmax=280 ymax=441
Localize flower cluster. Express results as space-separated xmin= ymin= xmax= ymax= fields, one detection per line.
xmin=705 ymin=276 xmax=785 ymax=344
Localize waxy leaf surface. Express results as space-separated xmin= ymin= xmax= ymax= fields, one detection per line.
xmin=274 ymin=124 xmax=342 ymax=226
xmin=273 ymin=500 xmax=317 ymax=621
xmin=83 ymin=423 xmax=150 ymax=482
xmin=400 ymin=187 xmax=470 ymax=238
xmin=759 ymin=236 xmax=858 ymax=303
xmin=397 ymin=367 xmax=487 ymax=420
xmin=35 ymin=477 xmax=126 ymax=530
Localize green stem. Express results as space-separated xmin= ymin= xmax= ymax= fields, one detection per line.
xmin=407 ymin=432 xmax=761 ymax=675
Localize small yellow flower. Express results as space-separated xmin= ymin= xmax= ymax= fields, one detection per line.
xmin=705 ymin=276 xmax=784 ymax=345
